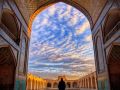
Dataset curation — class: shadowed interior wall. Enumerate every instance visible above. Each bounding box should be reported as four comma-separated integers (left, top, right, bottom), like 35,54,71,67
108,45,120,90
0,47,16,90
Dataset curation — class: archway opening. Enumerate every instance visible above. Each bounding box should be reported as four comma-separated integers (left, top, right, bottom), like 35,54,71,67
28,1,96,89
0,47,16,90
47,82,51,88
66,82,71,88
53,82,58,88
72,82,78,88
1,9,20,44
108,45,120,90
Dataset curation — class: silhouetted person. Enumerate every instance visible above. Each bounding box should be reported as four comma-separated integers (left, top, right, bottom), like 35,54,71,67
58,78,66,90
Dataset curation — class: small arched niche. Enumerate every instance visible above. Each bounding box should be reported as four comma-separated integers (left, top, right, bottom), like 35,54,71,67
66,82,71,88
47,82,51,88
72,82,78,88
1,9,20,44
103,8,120,41
53,82,58,88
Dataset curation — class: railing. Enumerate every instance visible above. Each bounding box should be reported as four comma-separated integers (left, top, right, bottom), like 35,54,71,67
105,21,120,42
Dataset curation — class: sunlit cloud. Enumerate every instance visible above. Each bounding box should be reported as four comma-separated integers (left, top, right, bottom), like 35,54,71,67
58,5,72,20
75,20,90,35
29,2,95,79
85,34,92,42
40,18,48,26
48,5,56,16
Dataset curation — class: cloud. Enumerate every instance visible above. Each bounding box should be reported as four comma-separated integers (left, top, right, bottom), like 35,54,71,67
40,18,48,26
85,34,92,42
58,5,72,20
75,20,90,35
48,5,56,16
29,2,95,79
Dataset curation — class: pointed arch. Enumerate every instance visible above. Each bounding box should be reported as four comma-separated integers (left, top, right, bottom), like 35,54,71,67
1,8,20,44
103,8,120,42
28,0,93,37
107,45,120,90
0,46,16,89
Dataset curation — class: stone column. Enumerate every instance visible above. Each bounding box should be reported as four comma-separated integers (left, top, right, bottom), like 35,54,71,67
81,80,82,88
81,80,83,88
86,79,87,88
36,81,38,89
86,78,88,88
33,80,34,90
82,80,84,88
34,80,35,90
83,78,87,88
51,82,53,88
87,78,88,88
36,81,38,90
39,81,40,89
30,79,32,90
83,79,85,88
38,82,39,90
79,81,81,88
95,77,97,89
39,82,41,89
37,81,39,90
82,79,84,88
38,81,39,89
83,79,84,88
32,80,33,90
91,77,93,89
88,77,91,89
71,82,73,88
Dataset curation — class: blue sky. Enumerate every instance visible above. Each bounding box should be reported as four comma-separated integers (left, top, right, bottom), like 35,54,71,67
28,2,95,80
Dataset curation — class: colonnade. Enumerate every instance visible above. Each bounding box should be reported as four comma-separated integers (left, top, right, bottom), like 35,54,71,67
79,72,97,89
26,72,97,90
47,81,79,88
26,74,47,90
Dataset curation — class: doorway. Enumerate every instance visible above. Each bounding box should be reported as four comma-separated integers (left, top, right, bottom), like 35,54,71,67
108,45,120,90
0,47,16,90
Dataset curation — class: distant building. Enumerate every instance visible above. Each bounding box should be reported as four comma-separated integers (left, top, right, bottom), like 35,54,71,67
46,75,79,89
26,73,47,90
26,72,97,90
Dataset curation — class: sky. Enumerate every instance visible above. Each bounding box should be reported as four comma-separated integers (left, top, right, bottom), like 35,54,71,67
28,2,95,80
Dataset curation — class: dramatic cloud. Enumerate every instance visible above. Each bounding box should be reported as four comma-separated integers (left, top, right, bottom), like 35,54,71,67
28,2,95,80
75,20,90,35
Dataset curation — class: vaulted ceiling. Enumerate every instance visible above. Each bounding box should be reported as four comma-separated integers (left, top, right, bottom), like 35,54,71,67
14,0,107,27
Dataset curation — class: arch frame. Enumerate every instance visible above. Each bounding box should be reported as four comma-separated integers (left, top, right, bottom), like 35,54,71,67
0,45,17,89
47,82,52,88
102,8,120,42
1,8,20,44
28,0,93,37
0,45,17,66
1,8,20,31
